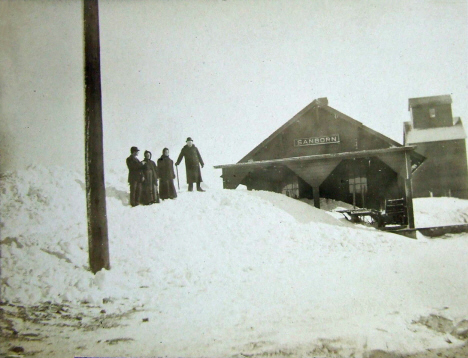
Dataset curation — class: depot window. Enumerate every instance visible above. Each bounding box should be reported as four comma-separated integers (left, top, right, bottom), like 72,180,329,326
349,177,367,194
282,178,299,198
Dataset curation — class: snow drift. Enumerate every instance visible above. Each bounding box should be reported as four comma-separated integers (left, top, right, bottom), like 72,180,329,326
2,165,468,356
413,197,468,227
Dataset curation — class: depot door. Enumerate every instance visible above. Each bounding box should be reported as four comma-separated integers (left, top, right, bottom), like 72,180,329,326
348,159,369,208
349,176,367,208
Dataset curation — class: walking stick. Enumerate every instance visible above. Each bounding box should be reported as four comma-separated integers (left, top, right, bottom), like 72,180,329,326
176,165,180,190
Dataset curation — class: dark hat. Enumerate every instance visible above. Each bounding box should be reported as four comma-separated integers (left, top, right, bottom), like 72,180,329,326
186,137,193,142
130,146,140,153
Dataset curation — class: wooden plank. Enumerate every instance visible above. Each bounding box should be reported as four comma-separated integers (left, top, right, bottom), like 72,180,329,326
417,224,468,237
387,224,468,238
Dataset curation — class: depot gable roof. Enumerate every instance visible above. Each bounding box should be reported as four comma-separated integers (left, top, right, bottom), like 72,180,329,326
238,97,402,163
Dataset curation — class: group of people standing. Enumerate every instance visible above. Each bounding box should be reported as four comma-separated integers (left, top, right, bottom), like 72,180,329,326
126,137,205,207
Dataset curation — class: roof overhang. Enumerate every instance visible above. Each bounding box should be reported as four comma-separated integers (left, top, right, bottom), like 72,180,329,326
405,122,466,144
215,146,423,170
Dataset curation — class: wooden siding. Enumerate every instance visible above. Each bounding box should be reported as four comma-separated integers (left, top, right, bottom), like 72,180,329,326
320,158,402,210
247,107,395,162
411,103,453,129
216,99,415,226
285,159,341,188
411,139,468,199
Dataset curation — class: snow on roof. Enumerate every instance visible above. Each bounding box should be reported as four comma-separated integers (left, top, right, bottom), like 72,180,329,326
405,121,466,144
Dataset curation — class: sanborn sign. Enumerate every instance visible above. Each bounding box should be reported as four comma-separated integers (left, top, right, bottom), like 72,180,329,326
294,135,340,147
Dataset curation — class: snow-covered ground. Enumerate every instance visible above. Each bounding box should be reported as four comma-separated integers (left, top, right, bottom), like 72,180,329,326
413,197,468,228
1,165,468,357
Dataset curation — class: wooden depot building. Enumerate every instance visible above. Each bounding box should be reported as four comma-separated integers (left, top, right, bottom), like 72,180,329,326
214,98,425,228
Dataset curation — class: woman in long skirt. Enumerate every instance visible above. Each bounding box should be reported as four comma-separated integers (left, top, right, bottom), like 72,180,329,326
141,150,160,205
157,148,177,200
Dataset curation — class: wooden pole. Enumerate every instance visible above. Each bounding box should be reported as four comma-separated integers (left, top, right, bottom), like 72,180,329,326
84,0,110,273
313,186,320,208
313,105,320,209
405,151,415,229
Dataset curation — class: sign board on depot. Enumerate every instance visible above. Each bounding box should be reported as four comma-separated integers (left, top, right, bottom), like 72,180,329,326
294,135,340,147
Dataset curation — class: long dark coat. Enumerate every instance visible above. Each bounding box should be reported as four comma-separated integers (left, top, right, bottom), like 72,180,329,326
141,154,160,205
126,155,144,183
175,145,204,184
157,155,177,199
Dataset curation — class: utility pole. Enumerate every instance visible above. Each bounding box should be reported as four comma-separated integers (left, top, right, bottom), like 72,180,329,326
83,0,110,273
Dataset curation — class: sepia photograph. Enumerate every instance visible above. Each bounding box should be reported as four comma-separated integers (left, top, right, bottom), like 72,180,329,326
1,0,468,357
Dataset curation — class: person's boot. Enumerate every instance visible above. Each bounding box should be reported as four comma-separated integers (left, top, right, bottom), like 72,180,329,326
188,183,193,192
197,183,205,192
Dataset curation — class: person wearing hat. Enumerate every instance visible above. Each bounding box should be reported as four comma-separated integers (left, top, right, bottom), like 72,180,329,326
141,150,160,205
126,146,145,206
157,147,177,200
175,137,205,192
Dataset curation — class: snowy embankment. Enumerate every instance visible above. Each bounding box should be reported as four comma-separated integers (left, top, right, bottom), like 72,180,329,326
1,165,468,356
413,197,468,227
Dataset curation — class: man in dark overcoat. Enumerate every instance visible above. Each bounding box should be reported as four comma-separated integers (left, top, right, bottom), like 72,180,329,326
126,146,144,206
175,137,205,192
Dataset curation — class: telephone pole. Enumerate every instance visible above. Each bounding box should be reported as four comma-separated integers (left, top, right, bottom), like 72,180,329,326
83,0,110,273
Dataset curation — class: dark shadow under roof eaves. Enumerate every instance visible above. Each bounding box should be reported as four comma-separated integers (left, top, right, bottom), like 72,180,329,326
214,146,419,169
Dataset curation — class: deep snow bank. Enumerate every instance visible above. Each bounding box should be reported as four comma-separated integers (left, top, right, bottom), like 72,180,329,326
2,166,468,356
1,165,89,303
0,164,354,304
413,197,468,227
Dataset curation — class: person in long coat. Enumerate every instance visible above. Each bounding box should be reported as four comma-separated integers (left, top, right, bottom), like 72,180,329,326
157,148,177,200
140,150,160,205
175,137,205,192
126,146,144,207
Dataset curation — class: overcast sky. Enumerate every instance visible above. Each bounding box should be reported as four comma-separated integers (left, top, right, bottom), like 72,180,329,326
1,0,467,175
